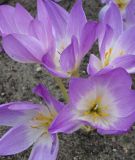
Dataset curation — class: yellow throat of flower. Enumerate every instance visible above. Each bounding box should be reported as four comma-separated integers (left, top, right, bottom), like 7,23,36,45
31,112,54,129
115,0,128,11
104,48,112,67
83,97,109,122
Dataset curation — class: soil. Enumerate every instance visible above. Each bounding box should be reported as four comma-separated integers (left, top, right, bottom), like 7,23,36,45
0,0,135,160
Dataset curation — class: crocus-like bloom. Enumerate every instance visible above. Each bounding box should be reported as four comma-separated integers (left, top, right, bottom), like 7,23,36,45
87,2,135,75
0,0,97,78
40,0,97,77
100,0,135,29
50,68,135,135
0,2,50,64
0,84,64,159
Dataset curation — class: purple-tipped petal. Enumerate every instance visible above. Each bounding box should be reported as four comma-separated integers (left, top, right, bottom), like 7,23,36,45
87,54,102,75
111,55,135,73
33,84,64,112
29,19,48,44
43,0,68,40
42,57,69,78
125,0,135,28
98,24,114,58
80,21,98,55
0,5,15,35
0,102,40,126
0,4,33,36
113,90,135,117
69,77,95,106
112,26,135,59
37,0,55,50
99,2,123,40
0,125,42,155
60,36,78,73
2,33,45,63
67,0,87,39
98,111,135,134
92,68,132,90
14,3,33,34
97,129,126,135
70,68,132,107
49,106,81,134
29,134,59,160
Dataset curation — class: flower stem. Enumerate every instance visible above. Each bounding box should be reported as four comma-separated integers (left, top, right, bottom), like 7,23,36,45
54,77,69,103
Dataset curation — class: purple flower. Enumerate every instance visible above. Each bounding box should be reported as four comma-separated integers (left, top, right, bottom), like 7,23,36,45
100,0,135,29
40,0,97,77
50,68,135,135
0,3,50,64
87,2,135,75
0,0,97,78
0,84,64,159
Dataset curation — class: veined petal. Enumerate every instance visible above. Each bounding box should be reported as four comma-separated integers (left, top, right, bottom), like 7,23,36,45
29,134,59,160
87,54,102,75
98,24,114,59
92,68,132,90
99,2,123,40
14,3,33,34
69,77,95,106
80,21,98,55
2,33,45,63
112,90,135,117
125,0,135,28
29,19,48,44
33,84,64,112
42,0,68,40
0,102,41,126
0,4,33,36
97,111,135,134
0,125,43,155
0,5,15,35
111,55,135,73
112,26,135,60
67,0,87,39
29,19,55,55
37,0,55,51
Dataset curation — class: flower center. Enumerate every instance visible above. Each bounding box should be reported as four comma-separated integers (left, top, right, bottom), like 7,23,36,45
104,48,112,66
83,98,109,121
115,0,128,10
31,112,54,129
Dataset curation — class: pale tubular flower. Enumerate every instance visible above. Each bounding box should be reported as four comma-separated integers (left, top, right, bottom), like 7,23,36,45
87,2,135,75
50,68,135,135
0,0,98,78
0,84,65,160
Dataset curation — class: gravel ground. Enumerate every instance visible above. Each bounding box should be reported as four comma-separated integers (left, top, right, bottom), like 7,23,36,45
0,0,135,160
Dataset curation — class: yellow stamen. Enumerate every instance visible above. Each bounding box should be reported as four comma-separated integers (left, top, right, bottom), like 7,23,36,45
115,0,128,10
83,97,110,122
104,48,112,66
31,112,54,129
